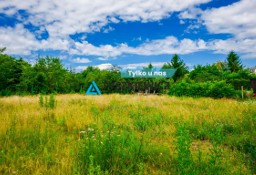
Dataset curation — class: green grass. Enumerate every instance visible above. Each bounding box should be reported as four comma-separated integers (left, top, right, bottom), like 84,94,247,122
0,94,255,174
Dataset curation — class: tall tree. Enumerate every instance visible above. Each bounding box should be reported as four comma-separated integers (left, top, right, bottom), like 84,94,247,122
226,51,242,73
0,47,6,54
162,54,188,82
32,56,69,93
142,63,153,70
0,54,16,91
147,63,153,69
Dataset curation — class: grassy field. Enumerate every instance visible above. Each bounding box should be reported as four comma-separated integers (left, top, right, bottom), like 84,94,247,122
0,94,256,175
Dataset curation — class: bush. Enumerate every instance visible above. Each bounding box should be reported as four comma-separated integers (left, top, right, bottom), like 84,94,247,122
0,89,12,96
208,81,236,98
227,79,250,90
169,81,237,98
38,94,56,109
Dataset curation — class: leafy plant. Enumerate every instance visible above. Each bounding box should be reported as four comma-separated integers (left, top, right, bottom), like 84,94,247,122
49,94,55,109
77,125,144,174
169,81,237,98
175,123,193,174
39,94,56,109
39,94,44,107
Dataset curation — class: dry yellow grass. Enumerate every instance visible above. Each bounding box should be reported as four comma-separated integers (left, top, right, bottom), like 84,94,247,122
0,94,255,174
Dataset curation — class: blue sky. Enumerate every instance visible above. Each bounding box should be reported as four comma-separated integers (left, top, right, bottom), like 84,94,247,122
0,0,255,71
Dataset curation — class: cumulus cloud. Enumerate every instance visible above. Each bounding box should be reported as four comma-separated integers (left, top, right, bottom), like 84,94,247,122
0,24,71,55
70,36,208,58
120,62,167,69
134,37,207,55
96,63,113,70
200,0,256,58
208,38,256,58
70,41,127,58
176,0,256,58
0,22,207,58
75,66,88,72
0,24,39,55
71,57,91,63
76,63,115,71
0,0,211,38
202,0,256,39
179,7,203,20
1,0,256,60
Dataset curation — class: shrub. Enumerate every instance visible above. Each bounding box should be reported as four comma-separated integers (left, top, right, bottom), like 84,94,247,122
207,81,236,98
49,94,55,109
227,79,250,90
39,94,44,107
39,94,56,109
0,89,12,96
169,81,237,98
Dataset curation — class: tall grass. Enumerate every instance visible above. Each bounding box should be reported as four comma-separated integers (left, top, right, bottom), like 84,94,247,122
76,124,144,174
39,94,56,109
0,94,255,174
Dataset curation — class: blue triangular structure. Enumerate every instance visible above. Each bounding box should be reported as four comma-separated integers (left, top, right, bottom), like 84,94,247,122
86,81,101,95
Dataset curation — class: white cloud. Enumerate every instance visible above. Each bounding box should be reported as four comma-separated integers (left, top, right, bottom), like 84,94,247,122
0,0,211,38
202,0,256,39
199,0,256,58
176,0,256,58
0,0,213,59
120,62,167,69
0,24,72,55
103,26,115,33
96,63,113,70
77,63,117,71
131,37,207,55
179,7,202,19
0,23,208,58
75,66,88,72
208,38,256,58
1,23,255,60
70,41,127,58
0,24,39,55
72,57,91,63
70,36,208,57
1,0,256,60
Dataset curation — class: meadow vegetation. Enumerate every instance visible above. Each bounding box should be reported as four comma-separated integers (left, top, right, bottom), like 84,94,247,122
0,94,256,174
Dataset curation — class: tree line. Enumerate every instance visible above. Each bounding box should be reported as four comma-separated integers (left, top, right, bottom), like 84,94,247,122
0,48,255,97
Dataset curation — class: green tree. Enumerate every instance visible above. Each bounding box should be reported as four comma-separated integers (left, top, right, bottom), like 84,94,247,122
162,54,188,82
14,58,32,93
189,64,222,82
0,54,16,92
226,51,242,73
147,63,153,69
214,61,229,72
0,47,6,54
29,56,70,93
142,63,153,71
0,54,28,94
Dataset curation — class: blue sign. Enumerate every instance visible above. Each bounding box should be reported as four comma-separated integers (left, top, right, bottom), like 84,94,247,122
86,81,101,95
121,68,176,78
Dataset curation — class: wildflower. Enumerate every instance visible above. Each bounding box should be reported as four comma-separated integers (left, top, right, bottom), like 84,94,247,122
79,131,86,134
88,128,94,131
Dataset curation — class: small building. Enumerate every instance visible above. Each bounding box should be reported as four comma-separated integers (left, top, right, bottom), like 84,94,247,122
251,78,256,93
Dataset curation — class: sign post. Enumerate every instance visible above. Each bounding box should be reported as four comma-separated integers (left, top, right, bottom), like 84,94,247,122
86,81,101,95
